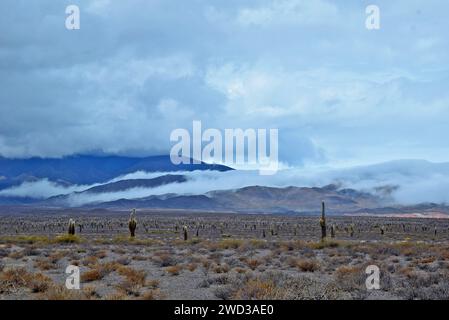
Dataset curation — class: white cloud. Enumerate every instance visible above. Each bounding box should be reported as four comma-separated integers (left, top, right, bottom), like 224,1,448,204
236,0,339,26
3,160,449,206
1,0,449,169
0,179,92,199
86,0,112,16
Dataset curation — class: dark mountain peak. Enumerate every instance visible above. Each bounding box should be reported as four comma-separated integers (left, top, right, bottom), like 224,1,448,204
0,154,232,188
83,175,188,194
322,183,341,191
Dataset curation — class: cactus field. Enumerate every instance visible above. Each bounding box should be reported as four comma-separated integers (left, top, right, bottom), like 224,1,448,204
1,209,449,300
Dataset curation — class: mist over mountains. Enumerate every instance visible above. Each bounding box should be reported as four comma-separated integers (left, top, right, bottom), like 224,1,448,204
0,155,231,189
1,155,449,217
80,184,383,214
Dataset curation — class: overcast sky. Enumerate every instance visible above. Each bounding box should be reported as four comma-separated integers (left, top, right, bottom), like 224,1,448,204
1,0,449,169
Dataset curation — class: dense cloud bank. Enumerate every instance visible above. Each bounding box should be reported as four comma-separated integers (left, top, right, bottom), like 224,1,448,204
1,1,449,167
1,160,449,206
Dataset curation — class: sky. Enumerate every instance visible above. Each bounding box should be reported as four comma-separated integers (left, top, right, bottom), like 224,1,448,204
1,0,449,169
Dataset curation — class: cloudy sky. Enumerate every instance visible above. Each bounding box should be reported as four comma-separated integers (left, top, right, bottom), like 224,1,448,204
1,0,449,169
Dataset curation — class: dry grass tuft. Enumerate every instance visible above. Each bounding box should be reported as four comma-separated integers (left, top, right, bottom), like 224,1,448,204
247,259,262,270
186,263,198,272
117,266,146,286
218,239,244,250
152,252,175,267
145,279,160,289
295,259,320,272
0,267,56,294
0,236,51,245
54,234,82,244
233,279,279,299
0,267,30,293
81,261,120,282
166,265,182,276
334,265,365,291
213,263,230,273
105,291,129,300
234,267,248,274
308,240,341,250
94,250,108,259
34,258,57,271
28,273,53,293
39,284,88,300
141,289,165,300
82,256,99,267
81,269,103,282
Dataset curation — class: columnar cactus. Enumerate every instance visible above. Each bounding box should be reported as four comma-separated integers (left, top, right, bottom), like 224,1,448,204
330,224,335,238
183,225,188,241
68,219,76,235
128,209,137,238
320,201,326,240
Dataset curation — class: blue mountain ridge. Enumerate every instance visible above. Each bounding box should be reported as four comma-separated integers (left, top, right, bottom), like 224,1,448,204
0,154,232,189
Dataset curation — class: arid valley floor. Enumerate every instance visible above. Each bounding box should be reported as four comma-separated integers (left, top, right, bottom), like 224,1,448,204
1,210,449,300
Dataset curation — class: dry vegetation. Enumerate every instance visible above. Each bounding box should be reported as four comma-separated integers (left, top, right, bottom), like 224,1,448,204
1,212,449,300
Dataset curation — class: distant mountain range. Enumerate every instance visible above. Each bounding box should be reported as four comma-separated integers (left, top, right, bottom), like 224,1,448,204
42,174,189,205
18,182,449,217
0,155,232,189
82,175,187,194
1,156,449,217
85,184,384,214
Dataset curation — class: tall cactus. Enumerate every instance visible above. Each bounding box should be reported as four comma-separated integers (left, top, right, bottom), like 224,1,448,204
320,201,326,240
349,224,354,237
330,224,335,238
128,209,137,238
68,219,76,235
183,225,188,241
